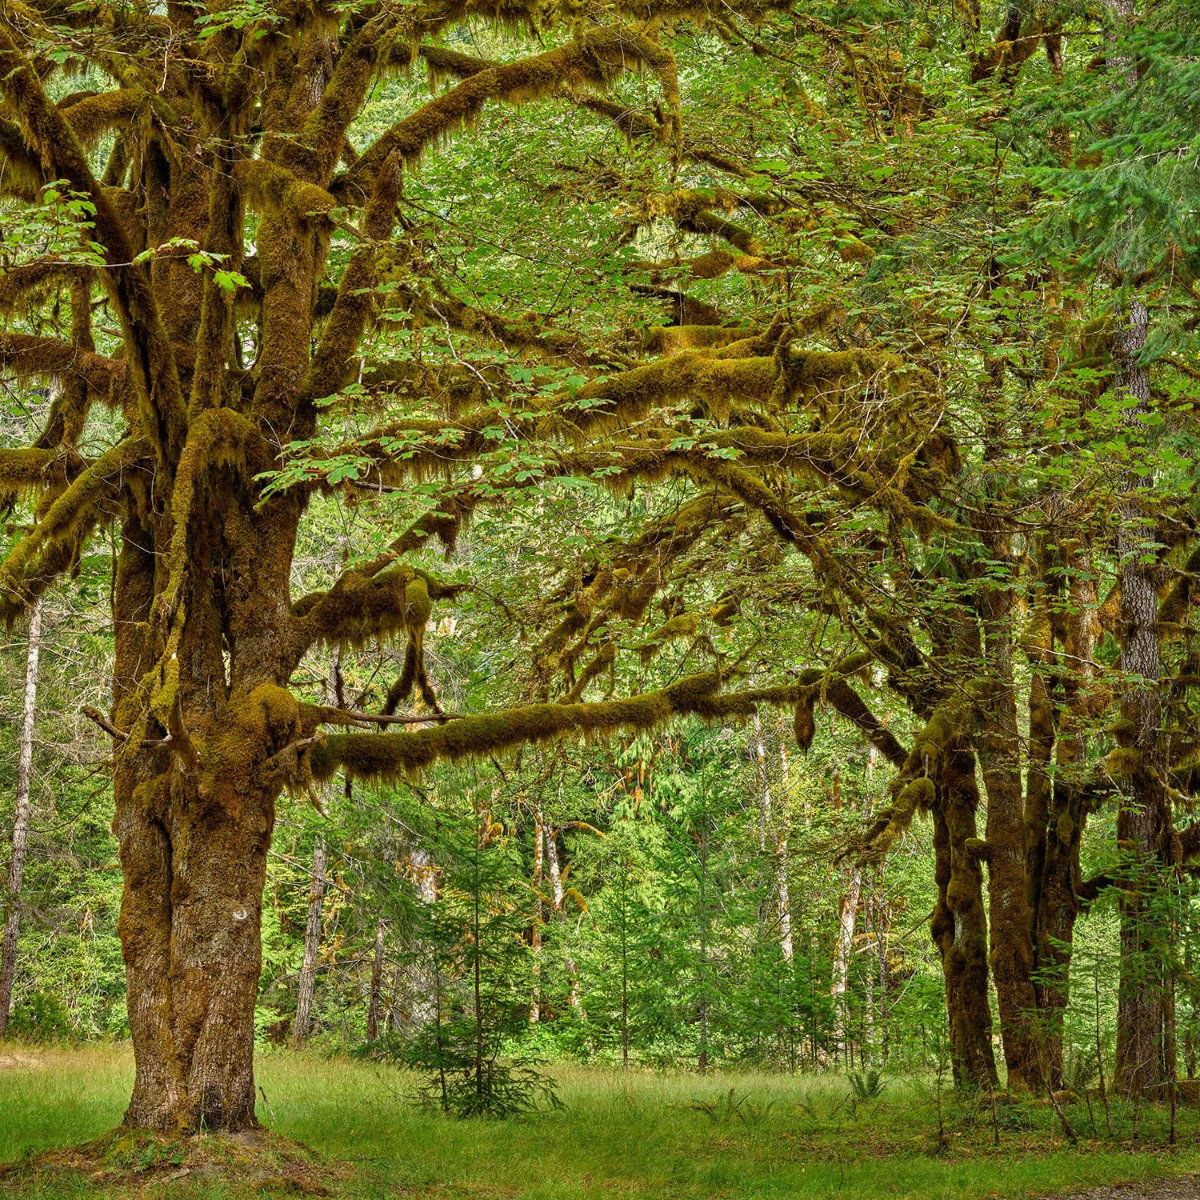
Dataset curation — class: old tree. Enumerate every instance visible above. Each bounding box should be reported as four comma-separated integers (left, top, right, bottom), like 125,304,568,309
2,0,1200,1140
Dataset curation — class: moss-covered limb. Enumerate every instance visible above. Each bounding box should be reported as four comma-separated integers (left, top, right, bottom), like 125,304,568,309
302,153,404,404
656,190,764,256
416,284,616,366
0,332,127,398
308,669,838,782
1159,542,1200,628
298,7,425,183
0,437,149,620
290,560,464,664
530,494,729,684
0,19,187,468
969,8,1052,84
0,115,45,197
0,257,94,316
186,165,243,417
58,87,151,146
822,678,908,767
234,159,339,225
0,446,81,492
157,409,261,640
342,25,679,193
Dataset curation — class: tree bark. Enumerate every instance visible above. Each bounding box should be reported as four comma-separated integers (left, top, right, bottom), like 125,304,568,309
931,744,999,1090
0,597,43,1034
976,616,1042,1091
1112,299,1171,1098
366,918,386,1043
292,836,327,1045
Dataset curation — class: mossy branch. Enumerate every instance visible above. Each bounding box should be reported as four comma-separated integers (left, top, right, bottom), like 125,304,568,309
342,25,680,194
309,670,826,783
0,18,187,466
0,437,149,620
0,333,126,401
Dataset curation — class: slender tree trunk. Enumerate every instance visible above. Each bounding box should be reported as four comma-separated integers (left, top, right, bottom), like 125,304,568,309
545,824,581,1012
409,847,438,1028
366,918,386,1043
832,869,862,1052
1112,299,1171,1097
529,804,545,1023
776,735,795,965
0,597,43,1035
292,836,327,1045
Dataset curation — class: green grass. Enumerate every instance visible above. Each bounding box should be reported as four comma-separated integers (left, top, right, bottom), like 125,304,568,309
0,1044,1197,1198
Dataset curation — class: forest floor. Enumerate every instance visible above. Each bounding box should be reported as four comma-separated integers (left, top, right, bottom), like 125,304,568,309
0,1046,1196,1198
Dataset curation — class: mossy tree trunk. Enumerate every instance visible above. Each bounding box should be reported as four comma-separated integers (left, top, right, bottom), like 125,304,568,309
930,744,999,1091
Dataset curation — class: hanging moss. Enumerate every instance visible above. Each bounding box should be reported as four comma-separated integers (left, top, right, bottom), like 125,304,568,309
343,26,681,192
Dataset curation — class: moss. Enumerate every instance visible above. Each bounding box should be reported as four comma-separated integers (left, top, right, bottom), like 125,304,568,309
236,160,338,225
1104,747,1141,779
311,672,726,781
644,325,752,356
344,26,680,191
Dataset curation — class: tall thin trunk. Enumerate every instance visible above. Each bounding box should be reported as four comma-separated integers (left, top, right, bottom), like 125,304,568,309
0,597,43,1034
409,847,438,1029
366,918,386,1043
529,804,545,1023
291,836,327,1045
753,710,795,966
545,824,581,1012
776,734,795,965
292,651,338,1046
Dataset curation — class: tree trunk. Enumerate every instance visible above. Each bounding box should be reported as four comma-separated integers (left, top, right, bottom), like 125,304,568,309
292,836,327,1045
366,918,386,1043
529,805,545,1023
976,619,1042,1091
1112,298,1171,1098
116,768,272,1132
0,597,43,1034
545,824,581,1012
931,744,999,1090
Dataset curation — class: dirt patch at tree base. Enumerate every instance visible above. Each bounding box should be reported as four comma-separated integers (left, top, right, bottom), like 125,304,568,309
0,1127,344,1197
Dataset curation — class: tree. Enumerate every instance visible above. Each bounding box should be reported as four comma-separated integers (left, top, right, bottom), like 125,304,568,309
0,0,890,1132
0,597,42,1033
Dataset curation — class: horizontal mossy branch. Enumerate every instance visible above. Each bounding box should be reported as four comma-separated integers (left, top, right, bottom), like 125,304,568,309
0,333,127,401
0,258,95,316
291,561,465,665
308,670,833,782
0,446,82,493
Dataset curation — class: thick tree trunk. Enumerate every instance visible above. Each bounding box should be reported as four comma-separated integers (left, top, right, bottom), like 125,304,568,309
0,597,43,1034
292,836,327,1045
116,769,272,1132
931,745,998,1090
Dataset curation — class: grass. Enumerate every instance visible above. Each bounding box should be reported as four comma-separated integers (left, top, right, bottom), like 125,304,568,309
0,1044,1197,1198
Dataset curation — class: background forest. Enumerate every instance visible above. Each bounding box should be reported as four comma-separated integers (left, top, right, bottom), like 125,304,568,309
1,0,1200,1193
